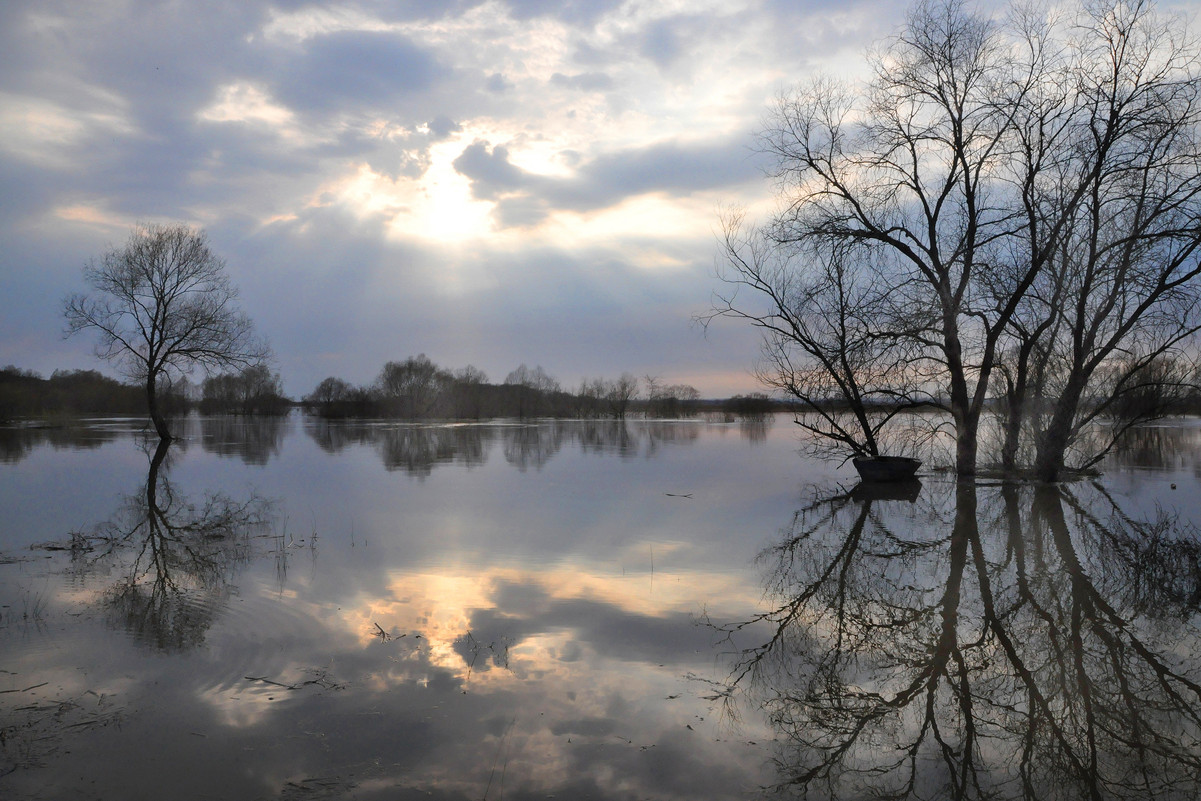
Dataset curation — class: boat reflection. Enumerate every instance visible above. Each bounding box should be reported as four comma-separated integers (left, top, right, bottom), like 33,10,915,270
717,480,1201,800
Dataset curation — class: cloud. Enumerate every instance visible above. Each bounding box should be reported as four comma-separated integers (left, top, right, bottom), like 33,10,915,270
270,29,446,115
427,114,462,139
452,136,763,226
503,0,624,25
451,140,527,200
549,71,614,92
483,72,512,93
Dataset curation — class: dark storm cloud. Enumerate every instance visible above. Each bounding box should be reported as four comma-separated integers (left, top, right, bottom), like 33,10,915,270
453,137,763,226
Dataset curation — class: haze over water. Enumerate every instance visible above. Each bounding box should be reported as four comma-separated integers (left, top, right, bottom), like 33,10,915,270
1,414,1200,800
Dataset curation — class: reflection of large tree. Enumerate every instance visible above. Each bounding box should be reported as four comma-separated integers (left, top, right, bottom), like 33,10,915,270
88,440,274,650
718,481,1201,799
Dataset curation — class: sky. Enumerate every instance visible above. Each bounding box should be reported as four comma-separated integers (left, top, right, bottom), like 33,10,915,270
7,0,1191,400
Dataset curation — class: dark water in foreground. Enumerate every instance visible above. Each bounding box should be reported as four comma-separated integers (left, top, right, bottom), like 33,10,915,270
1,414,1200,800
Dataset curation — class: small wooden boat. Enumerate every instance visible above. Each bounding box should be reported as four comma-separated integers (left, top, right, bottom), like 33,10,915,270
852,455,922,482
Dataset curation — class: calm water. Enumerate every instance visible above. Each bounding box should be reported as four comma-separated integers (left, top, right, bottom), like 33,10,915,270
1,414,1200,800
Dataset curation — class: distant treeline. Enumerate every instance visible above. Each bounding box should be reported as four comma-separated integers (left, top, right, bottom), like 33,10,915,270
301,355,709,420
0,364,286,421
1,359,787,423
0,366,168,419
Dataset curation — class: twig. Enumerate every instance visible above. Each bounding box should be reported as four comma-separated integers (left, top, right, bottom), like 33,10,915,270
0,682,48,694
244,675,299,690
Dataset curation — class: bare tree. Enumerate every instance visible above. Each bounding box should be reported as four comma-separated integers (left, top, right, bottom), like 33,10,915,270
377,354,451,418
707,212,932,457
64,223,269,440
450,364,489,419
605,373,639,419
716,0,1201,478
304,376,354,417
644,374,701,418
1021,0,1201,479
504,363,560,418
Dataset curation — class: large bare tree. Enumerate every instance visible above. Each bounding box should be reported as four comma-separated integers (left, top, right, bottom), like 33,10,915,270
64,223,269,440
715,0,1201,478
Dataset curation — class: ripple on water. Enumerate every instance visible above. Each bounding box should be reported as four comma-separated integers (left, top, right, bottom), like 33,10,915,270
191,580,339,697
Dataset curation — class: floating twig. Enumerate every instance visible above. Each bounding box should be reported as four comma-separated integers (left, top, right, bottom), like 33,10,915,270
0,682,48,695
244,675,299,690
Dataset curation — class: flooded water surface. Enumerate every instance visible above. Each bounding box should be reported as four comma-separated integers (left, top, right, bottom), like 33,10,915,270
2,414,1201,800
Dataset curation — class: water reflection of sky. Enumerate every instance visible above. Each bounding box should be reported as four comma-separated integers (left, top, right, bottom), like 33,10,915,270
4,415,1201,799
1,415,826,800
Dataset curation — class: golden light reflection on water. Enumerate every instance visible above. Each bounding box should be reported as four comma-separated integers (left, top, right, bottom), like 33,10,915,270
335,560,765,668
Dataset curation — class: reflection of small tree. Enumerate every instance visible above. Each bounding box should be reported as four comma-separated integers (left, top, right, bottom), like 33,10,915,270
64,223,269,440
89,440,274,651
376,425,488,477
503,423,565,470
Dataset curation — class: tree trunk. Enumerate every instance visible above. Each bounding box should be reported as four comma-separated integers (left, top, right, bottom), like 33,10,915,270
1000,354,1032,474
147,437,171,510
949,369,979,476
1000,393,1024,474
146,372,173,441
1032,380,1085,482
955,416,979,477
943,313,978,477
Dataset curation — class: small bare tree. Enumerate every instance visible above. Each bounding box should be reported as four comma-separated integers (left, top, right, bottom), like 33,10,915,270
64,223,269,440
706,211,932,458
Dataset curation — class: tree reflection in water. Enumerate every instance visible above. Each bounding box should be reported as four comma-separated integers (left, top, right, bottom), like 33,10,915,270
198,414,288,465
716,479,1201,800
301,416,709,475
84,439,275,650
